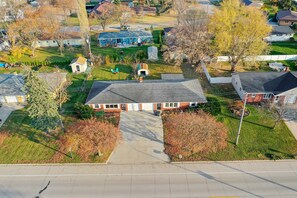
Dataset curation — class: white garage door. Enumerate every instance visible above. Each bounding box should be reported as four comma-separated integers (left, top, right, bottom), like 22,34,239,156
142,103,154,111
127,103,140,111
0,96,5,103
5,96,17,103
285,95,297,104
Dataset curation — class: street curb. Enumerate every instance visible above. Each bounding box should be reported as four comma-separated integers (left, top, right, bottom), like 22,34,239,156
0,159,296,166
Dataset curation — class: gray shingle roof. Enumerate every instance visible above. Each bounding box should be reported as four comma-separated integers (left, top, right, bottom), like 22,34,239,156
277,10,297,21
0,74,25,96
85,79,207,104
236,72,297,94
0,72,67,97
271,26,294,35
38,72,67,92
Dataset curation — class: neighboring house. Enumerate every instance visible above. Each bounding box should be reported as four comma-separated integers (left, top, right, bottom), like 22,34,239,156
276,10,297,26
242,0,263,8
0,74,26,103
132,6,156,16
89,1,112,16
265,26,294,42
0,72,67,103
232,72,297,105
0,0,25,22
69,57,88,73
85,79,207,112
34,37,83,48
98,30,153,47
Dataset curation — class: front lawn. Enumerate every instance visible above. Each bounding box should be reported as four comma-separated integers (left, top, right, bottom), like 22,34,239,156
163,73,297,161
0,109,115,163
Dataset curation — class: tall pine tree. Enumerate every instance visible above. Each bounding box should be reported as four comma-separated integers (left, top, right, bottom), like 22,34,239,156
24,70,60,133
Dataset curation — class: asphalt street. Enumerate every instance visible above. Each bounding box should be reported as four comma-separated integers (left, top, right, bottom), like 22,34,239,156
0,161,296,197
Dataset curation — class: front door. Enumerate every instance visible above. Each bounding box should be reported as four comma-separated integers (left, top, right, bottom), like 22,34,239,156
157,103,161,110
121,104,126,111
76,65,80,72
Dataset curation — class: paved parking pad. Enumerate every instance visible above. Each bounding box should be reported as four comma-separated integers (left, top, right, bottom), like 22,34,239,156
0,103,24,128
108,111,169,164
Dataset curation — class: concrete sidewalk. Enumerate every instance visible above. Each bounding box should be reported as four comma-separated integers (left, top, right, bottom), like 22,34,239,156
0,103,24,127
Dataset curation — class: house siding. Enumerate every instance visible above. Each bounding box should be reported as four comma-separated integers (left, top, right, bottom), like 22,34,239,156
245,94,265,103
89,102,193,112
278,20,297,26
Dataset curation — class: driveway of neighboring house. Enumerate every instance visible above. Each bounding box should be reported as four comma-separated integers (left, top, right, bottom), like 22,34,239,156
108,111,170,164
0,103,24,128
284,107,297,140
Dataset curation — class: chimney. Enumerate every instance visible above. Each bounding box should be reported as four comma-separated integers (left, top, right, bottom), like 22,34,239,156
139,76,143,83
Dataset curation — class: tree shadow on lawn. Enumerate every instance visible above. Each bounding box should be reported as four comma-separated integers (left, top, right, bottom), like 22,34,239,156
15,130,71,159
220,113,274,130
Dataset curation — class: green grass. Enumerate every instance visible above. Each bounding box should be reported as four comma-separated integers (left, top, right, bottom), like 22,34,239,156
164,70,297,161
0,109,109,163
0,110,58,164
205,84,297,161
64,16,98,26
270,42,297,55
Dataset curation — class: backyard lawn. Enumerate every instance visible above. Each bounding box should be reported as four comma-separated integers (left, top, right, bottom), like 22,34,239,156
270,42,297,55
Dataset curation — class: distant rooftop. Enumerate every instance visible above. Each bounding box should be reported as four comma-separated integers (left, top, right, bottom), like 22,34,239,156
271,26,294,35
98,31,153,39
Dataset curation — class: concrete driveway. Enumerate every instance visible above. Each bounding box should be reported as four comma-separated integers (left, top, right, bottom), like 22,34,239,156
0,103,24,128
283,106,297,140
108,111,169,164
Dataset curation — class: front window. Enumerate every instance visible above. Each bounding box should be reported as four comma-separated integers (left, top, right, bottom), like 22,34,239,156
164,103,178,108
94,104,100,109
251,93,256,98
263,93,272,99
190,102,197,107
105,104,119,109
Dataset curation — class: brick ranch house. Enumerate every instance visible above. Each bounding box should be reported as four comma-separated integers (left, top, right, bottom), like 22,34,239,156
85,79,207,112
232,72,297,105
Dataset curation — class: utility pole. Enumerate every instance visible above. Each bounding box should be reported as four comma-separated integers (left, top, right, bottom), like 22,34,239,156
235,93,248,146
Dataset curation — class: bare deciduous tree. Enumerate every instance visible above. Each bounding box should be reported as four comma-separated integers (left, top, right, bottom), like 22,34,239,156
164,8,212,66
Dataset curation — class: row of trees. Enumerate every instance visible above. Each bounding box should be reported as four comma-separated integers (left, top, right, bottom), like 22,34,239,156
164,0,272,72
92,2,134,31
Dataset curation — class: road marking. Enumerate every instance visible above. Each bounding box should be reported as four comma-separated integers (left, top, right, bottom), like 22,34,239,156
0,170,296,177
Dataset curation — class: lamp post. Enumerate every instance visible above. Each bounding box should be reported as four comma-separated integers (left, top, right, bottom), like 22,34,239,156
235,92,248,146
